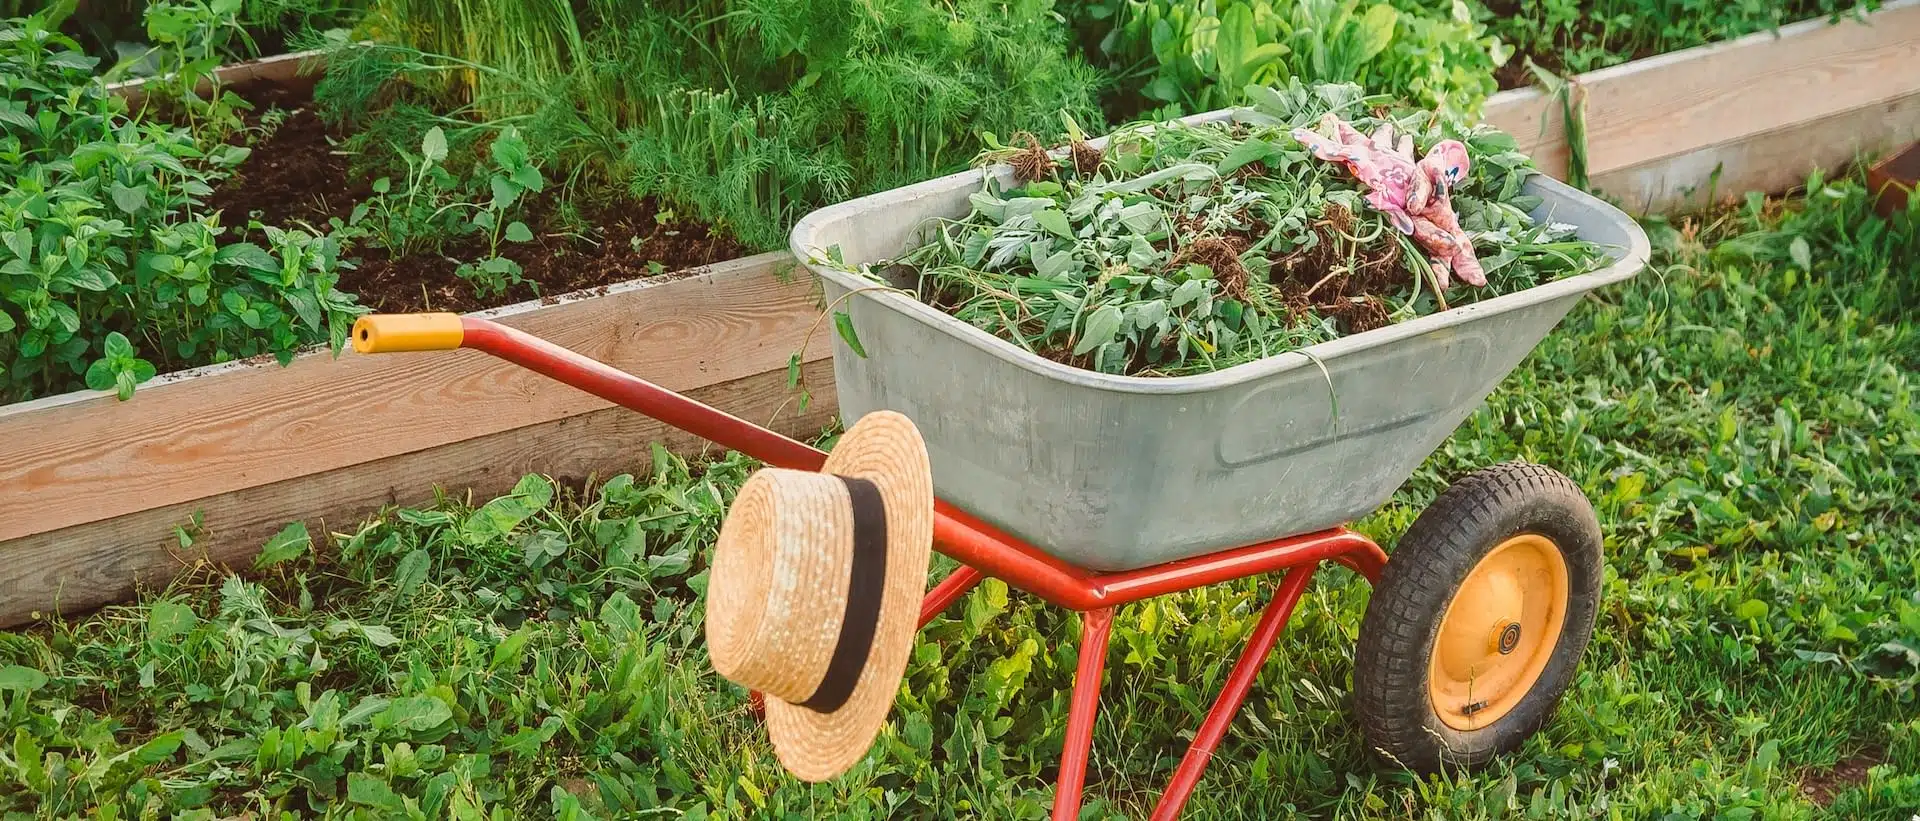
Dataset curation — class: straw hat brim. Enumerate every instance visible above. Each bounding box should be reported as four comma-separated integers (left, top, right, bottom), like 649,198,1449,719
761,411,935,781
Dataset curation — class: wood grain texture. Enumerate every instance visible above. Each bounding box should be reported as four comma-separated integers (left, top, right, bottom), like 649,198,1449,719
0,358,838,627
1591,91,1920,214
0,252,827,542
108,49,328,106
1483,0,1920,182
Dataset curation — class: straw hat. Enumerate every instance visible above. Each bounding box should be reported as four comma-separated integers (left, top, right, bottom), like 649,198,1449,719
705,410,936,781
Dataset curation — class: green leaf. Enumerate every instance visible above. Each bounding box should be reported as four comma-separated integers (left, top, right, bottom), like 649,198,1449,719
379,695,453,733
254,521,311,569
490,175,519,210
349,772,407,812
1788,236,1812,271
48,301,79,334
115,369,138,401
0,311,13,333
505,221,534,243
355,624,401,648
0,665,48,692
1736,599,1769,621
54,266,115,291
215,242,279,272
147,601,198,644
1075,305,1124,356
3,229,29,261
104,331,134,361
1217,138,1278,176
420,127,448,164
84,357,115,392
110,182,149,215
834,311,867,358
511,164,544,192
1034,208,1074,239
1214,4,1257,80
599,593,642,639
392,549,429,601
1171,278,1206,307
1356,4,1399,62
134,731,185,765
286,289,323,332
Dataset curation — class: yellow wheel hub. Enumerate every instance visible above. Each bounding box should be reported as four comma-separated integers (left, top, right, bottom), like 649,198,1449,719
1427,534,1569,730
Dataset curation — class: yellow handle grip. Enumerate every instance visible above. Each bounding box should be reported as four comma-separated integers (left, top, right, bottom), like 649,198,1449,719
351,313,464,354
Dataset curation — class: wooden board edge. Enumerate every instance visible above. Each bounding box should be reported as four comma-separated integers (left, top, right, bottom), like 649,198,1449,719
0,252,826,543
1589,90,1920,215
0,358,839,628
1479,0,1920,180
0,250,800,420
107,48,332,105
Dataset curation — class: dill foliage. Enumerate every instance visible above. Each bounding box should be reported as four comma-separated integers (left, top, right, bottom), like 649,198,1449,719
318,0,1108,250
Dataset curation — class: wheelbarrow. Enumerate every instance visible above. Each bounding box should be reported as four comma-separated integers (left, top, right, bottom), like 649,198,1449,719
349,108,1650,817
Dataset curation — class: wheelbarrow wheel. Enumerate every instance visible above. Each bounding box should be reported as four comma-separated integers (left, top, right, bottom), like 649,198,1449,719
1352,461,1602,773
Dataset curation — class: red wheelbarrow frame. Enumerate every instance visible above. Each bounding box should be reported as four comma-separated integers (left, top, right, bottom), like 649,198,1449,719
373,315,1389,820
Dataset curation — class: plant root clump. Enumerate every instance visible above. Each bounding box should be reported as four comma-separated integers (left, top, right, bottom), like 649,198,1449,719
1180,236,1251,301
1010,132,1056,183
1070,139,1104,177
1326,295,1390,333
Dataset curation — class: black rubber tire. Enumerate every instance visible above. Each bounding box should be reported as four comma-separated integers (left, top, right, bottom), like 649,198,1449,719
1353,462,1603,774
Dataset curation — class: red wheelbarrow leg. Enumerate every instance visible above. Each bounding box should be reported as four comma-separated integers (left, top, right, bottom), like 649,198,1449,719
1150,566,1319,820
1054,607,1116,821
919,566,986,629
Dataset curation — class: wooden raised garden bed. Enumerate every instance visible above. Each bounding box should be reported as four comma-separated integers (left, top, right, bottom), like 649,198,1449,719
3,4,1917,626
0,255,835,626
1481,0,1920,214
0,51,834,626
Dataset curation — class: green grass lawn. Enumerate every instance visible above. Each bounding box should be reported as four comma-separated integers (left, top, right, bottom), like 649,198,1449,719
1,171,1915,819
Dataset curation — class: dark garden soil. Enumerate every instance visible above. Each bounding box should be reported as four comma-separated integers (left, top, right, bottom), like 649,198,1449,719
207,84,748,314
1797,745,1884,806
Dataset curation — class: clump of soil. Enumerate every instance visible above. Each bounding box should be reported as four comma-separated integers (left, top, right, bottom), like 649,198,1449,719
205,83,748,315
1009,132,1055,184
1070,139,1104,178
1799,747,1883,807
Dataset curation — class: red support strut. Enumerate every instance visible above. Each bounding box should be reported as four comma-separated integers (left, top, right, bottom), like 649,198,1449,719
1054,608,1116,821
918,566,986,629
1151,566,1319,819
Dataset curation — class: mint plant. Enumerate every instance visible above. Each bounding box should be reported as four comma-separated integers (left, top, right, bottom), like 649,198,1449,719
342,125,545,299
128,0,259,142
84,332,157,401
0,11,363,403
455,127,543,298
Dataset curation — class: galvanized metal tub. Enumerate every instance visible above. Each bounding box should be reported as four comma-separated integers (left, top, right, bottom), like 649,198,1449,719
789,108,1651,572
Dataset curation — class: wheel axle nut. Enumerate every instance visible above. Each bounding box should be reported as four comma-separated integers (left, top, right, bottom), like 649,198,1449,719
1495,621,1522,655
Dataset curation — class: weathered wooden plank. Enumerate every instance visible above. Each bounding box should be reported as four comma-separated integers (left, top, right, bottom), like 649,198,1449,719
1483,0,1920,183
0,358,837,627
1590,91,1920,213
0,252,826,543
108,48,328,106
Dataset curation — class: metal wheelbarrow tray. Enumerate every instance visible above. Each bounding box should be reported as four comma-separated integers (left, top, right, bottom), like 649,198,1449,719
790,108,1652,573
